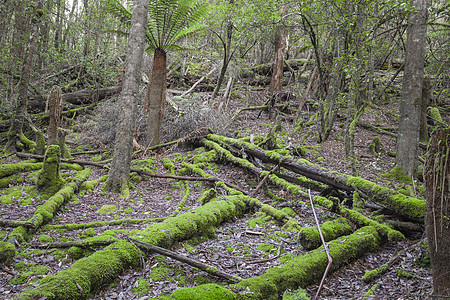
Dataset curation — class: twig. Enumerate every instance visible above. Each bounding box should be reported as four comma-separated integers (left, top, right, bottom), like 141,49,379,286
249,164,278,198
127,237,243,283
181,66,217,97
308,189,333,300
246,241,284,265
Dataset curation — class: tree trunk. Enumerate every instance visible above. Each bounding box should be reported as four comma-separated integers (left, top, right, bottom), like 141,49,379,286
146,48,167,147
6,2,42,152
46,86,63,146
104,0,149,194
425,129,450,297
211,17,233,101
269,26,287,93
396,0,428,177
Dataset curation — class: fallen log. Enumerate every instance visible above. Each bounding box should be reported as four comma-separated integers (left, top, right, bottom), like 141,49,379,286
15,192,249,299
32,239,116,249
62,85,122,105
206,134,426,223
298,217,353,250
235,226,381,299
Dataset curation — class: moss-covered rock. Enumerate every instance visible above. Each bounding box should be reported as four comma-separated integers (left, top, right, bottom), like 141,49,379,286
131,278,151,297
38,234,54,243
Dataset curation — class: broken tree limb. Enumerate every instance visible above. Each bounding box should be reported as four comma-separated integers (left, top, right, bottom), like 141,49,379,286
309,189,333,300
180,65,217,97
128,237,243,283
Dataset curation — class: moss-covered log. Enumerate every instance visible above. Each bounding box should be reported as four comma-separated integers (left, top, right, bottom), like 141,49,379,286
0,162,43,179
15,194,249,299
206,134,425,223
8,168,91,243
347,177,425,223
14,240,140,300
205,134,351,192
42,217,166,231
298,217,353,250
235,226,381,300
32,239,115,249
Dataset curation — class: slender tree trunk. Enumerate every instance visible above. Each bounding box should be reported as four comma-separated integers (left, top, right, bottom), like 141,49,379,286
396,0,428,177
46,86,63,146
146,48,167,147
62,0,78,48
104,0,149,194
54,0,62,51
425,129,450,297
6,2,42,152
269,26,287,93
211,17,233,101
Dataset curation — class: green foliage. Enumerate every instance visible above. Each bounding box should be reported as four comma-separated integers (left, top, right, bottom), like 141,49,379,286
104,0,207,53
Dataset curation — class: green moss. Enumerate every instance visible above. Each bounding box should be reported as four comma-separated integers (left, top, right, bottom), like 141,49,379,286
9,262,50,285
16,240,141,299
124,207,133,214
236,227,381,300
427,107,443,125
362,284,378,300
198,188,217,205
149,262,172,281
67,246,84,260
38,234,53,243
298,217,353,250
78,228,96,239
171,283,237,300
0,242,17,265
131,278,151,297
316,157,325,163
281,207,296,218
384,165,413,184
282,288,309,300
0,162,43,179
395,269,417,279
98,205,117,215
36,145,65,199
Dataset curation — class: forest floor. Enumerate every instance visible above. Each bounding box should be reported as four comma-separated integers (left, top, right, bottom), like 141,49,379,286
0,79,438,299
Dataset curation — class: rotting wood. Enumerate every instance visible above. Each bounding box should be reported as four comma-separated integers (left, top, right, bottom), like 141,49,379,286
32,239,116,249
42,217,167,231
62,85,122,105
0,219,27,228
128,237,243,283
206,134,351,192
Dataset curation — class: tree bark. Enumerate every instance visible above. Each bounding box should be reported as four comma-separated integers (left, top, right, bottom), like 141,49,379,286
46,86,63,146
104,0,149,194
6,2,42,152
425,129,450,297
146,48,167,146
396,0,428,177
269,26,287,93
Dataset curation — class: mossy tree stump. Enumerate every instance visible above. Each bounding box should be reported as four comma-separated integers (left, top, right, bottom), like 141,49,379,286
36,145,65,199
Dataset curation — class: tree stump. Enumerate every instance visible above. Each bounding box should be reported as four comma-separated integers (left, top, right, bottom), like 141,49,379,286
36,145,65,199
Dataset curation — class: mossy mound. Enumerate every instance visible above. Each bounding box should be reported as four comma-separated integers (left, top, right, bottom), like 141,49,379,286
0,241,17,265
36,145,65,200
97,205,117,215
170,283,237,300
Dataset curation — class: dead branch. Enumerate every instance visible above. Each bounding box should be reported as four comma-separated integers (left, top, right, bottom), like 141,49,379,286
32,239,116,249
127,237,243,283
309,189,333,300
0,219,28,228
